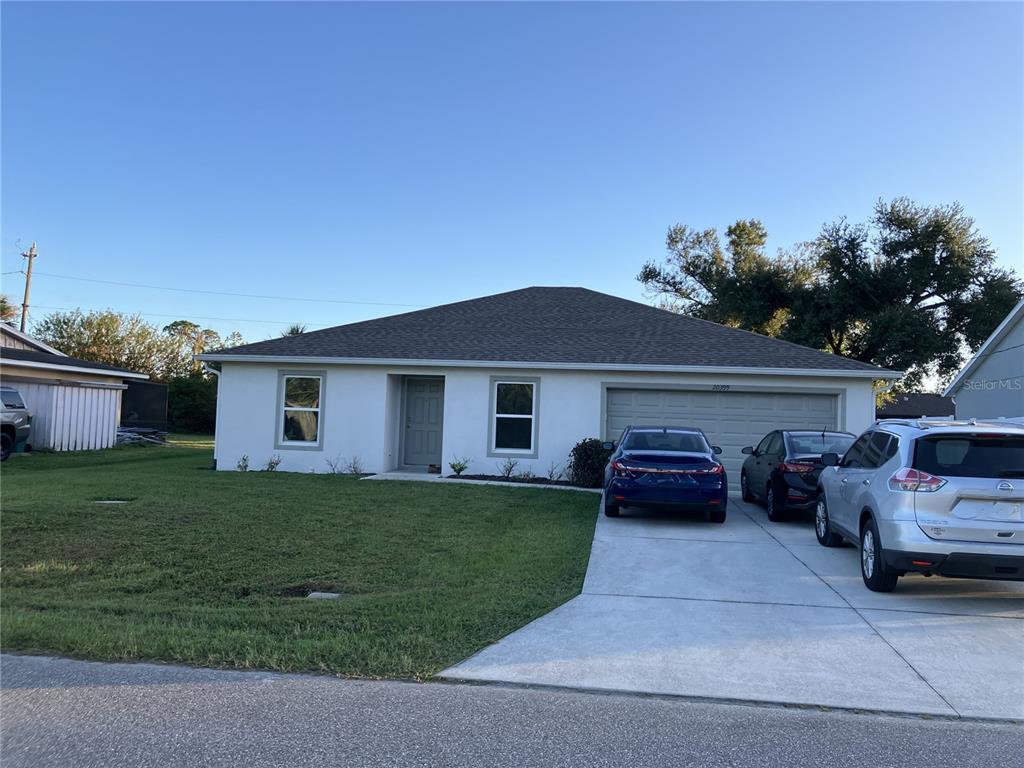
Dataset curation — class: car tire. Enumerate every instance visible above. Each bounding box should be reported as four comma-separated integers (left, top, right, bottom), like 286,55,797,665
765,482,784,522
814,496,843,547
860,516,899,592
0,433,12,462
707,506,726,524
603,494,620,517
740,472,755,502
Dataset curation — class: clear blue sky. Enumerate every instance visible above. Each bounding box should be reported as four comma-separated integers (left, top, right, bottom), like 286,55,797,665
3,1,1022,343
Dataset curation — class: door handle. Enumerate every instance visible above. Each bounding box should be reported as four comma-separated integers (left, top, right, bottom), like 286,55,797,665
862,480,871,486
841,478,849,484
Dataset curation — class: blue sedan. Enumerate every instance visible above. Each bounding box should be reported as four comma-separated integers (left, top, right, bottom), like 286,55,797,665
602,426,727,523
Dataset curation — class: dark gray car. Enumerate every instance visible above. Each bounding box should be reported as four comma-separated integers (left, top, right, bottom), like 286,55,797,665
1,386,32,461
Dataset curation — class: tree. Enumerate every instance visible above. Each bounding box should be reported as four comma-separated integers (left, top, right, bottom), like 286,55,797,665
33,310,187,379
282,324,307,336
163,320,223,375
638,199,1022,387
32,310,246,381
0,294,17,323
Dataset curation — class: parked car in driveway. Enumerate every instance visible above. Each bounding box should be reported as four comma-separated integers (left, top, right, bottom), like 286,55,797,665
1,385,32,461
815,419,1024,592
602,426,727,523
740,430,855,520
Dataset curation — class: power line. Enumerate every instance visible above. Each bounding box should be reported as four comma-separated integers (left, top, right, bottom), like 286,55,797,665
28,303,339,328
29,271,426,308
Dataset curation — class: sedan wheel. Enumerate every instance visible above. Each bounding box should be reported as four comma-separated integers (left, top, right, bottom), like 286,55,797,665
740,472,754,502
765,484,782,522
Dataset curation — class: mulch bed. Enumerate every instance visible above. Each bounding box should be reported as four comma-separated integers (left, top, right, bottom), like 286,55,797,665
447,474,590,488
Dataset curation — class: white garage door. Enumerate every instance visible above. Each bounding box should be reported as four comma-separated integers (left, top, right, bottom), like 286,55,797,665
605,388,838,491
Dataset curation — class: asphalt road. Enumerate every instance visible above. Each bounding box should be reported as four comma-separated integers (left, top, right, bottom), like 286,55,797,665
2,655,1021,768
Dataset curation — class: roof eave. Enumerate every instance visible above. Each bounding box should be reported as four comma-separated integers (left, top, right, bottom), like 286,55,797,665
943,297,1024,397
0,358,149,380
195,353,901,379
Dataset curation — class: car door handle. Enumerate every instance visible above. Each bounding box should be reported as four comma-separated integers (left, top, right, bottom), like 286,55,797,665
862,479,871,486
841,478,849,484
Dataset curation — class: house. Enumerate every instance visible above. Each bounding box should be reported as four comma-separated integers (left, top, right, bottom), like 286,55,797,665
943,298,1024,420
875,392,954,420
197,287,901,486
0,324,148,451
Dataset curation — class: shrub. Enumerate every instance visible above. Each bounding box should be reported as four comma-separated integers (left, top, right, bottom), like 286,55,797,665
566,438,612,488
263,455,282,472
449,457,471,476
167,375,217,434
236,454,249,472
497,457,519,479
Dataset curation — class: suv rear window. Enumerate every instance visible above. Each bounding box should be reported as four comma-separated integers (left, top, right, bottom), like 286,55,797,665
913,435,1024,479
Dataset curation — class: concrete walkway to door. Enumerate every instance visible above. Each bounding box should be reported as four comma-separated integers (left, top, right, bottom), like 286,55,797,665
441,498,1024,720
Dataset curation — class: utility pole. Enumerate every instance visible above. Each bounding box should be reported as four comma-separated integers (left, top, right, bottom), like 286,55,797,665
20,242,37,332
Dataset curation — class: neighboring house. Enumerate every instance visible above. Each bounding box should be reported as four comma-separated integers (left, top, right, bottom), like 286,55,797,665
876,392,954,420
198,287,901,487
944,298,1024,420
0,324,148,451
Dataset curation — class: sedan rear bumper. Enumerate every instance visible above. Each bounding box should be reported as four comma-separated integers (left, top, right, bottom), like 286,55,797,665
882,549,1024,581
608,479,727,510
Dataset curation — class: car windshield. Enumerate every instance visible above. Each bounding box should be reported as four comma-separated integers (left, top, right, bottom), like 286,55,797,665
623,430,709,453
913,434,1024,479
786,432,854,456
1,390,24,409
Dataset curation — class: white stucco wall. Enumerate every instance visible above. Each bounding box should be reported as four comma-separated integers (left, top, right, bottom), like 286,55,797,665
213,362,879,476
951,313,1024,420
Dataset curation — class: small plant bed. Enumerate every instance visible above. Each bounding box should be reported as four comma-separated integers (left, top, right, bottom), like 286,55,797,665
446,474,582,488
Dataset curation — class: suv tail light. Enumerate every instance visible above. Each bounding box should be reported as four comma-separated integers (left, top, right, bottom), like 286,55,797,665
779,461,815,473
888,467,947,493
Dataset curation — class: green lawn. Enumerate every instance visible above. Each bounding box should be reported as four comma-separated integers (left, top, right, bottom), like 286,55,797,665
0,443,597,679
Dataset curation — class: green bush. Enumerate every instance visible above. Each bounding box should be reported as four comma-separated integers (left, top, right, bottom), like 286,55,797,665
566,438,612,488
167,376,217,434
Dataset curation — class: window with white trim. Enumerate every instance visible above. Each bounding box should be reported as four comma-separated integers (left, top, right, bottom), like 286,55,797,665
493,381,535,452
281,375,322,444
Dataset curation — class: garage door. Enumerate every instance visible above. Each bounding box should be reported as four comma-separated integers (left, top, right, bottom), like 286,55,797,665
605,389,838,492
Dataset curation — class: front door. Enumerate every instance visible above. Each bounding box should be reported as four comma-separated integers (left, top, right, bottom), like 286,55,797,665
403,378,444,467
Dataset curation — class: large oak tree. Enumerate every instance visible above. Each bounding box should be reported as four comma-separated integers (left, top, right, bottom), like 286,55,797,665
638,199,1021,387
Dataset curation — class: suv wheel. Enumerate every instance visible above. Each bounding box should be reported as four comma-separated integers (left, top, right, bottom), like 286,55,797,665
0,433,12,462
814,497,843,547
860,517,899,592
740,472,755,502
765,483,783,522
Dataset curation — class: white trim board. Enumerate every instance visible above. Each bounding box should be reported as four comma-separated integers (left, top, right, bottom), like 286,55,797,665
196,354,901,380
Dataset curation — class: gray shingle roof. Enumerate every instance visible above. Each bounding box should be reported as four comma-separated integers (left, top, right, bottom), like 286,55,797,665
209,287,886,373
876,393,955,418
0,347,146,376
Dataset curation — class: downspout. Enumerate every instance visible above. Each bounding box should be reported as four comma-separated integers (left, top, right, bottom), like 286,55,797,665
201,362,221,467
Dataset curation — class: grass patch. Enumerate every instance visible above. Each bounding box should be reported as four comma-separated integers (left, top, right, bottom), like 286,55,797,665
0,445,597,678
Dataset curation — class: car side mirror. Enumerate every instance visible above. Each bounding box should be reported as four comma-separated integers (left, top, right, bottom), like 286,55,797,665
601,441,615,451
712,446,722,455
741,446,753,455
820,452,839,467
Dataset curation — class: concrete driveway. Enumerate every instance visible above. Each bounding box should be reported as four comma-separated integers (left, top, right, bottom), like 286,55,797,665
442,497,1024,720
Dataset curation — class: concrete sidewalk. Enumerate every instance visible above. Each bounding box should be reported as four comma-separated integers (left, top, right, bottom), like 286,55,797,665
441,498,1024,720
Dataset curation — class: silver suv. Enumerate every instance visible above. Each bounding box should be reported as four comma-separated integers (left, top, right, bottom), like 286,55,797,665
815,419,1024,592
